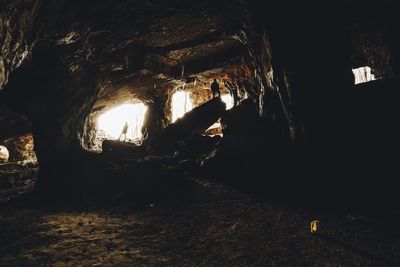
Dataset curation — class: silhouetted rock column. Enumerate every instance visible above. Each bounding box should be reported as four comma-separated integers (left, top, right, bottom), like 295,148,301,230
2,43,102,194
142,89,168,148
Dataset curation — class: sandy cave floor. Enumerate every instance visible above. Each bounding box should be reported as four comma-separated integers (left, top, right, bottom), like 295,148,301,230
1,177,400,267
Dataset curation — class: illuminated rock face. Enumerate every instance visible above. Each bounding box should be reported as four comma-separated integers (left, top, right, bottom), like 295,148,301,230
0,134,37,164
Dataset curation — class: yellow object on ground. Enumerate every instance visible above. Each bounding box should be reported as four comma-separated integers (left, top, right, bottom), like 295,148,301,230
311,220,320,233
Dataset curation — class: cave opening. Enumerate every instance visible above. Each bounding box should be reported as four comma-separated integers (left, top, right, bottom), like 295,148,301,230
221,94,234,110
170,89,234,136
171,91,193,123
352,66,377,84
96,102,148,148
205,93,234,136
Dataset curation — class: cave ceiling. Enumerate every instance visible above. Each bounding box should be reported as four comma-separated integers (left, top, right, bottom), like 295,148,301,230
0,0,398,139
0,0,253,133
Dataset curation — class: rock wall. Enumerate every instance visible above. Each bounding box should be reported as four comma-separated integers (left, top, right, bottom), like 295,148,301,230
0,0,42,89
0,133,36,163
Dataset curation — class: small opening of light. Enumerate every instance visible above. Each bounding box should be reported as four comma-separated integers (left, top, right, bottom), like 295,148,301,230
221,94,234,110
352,66,376,84
205,94,234,137
171,91,193,122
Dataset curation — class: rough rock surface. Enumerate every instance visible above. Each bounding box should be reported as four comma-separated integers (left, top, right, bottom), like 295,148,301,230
0,133,36,163
1,178,400,266
0,162,38,202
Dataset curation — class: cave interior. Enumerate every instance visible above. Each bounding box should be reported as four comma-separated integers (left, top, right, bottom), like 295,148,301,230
1,0,400,265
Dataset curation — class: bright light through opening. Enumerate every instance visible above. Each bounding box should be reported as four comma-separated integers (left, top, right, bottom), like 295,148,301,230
97,103,147,141
221,94,234,110
170,91,234,136
352,66,376,84
172,91,193,122
206,94,234,136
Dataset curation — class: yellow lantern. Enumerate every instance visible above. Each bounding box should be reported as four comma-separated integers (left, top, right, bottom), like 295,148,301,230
310,220,320,233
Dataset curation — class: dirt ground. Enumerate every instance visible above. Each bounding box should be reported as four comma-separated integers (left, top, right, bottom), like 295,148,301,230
1,177,400,267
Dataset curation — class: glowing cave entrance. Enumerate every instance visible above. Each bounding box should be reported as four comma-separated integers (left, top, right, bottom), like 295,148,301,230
221,94,234,110
170,90,234,136
171,91,193,123
352,66,376,84
97,103,148,143
206,94,234,136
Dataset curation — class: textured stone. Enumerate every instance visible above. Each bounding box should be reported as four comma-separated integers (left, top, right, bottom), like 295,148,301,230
0,133,36,163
